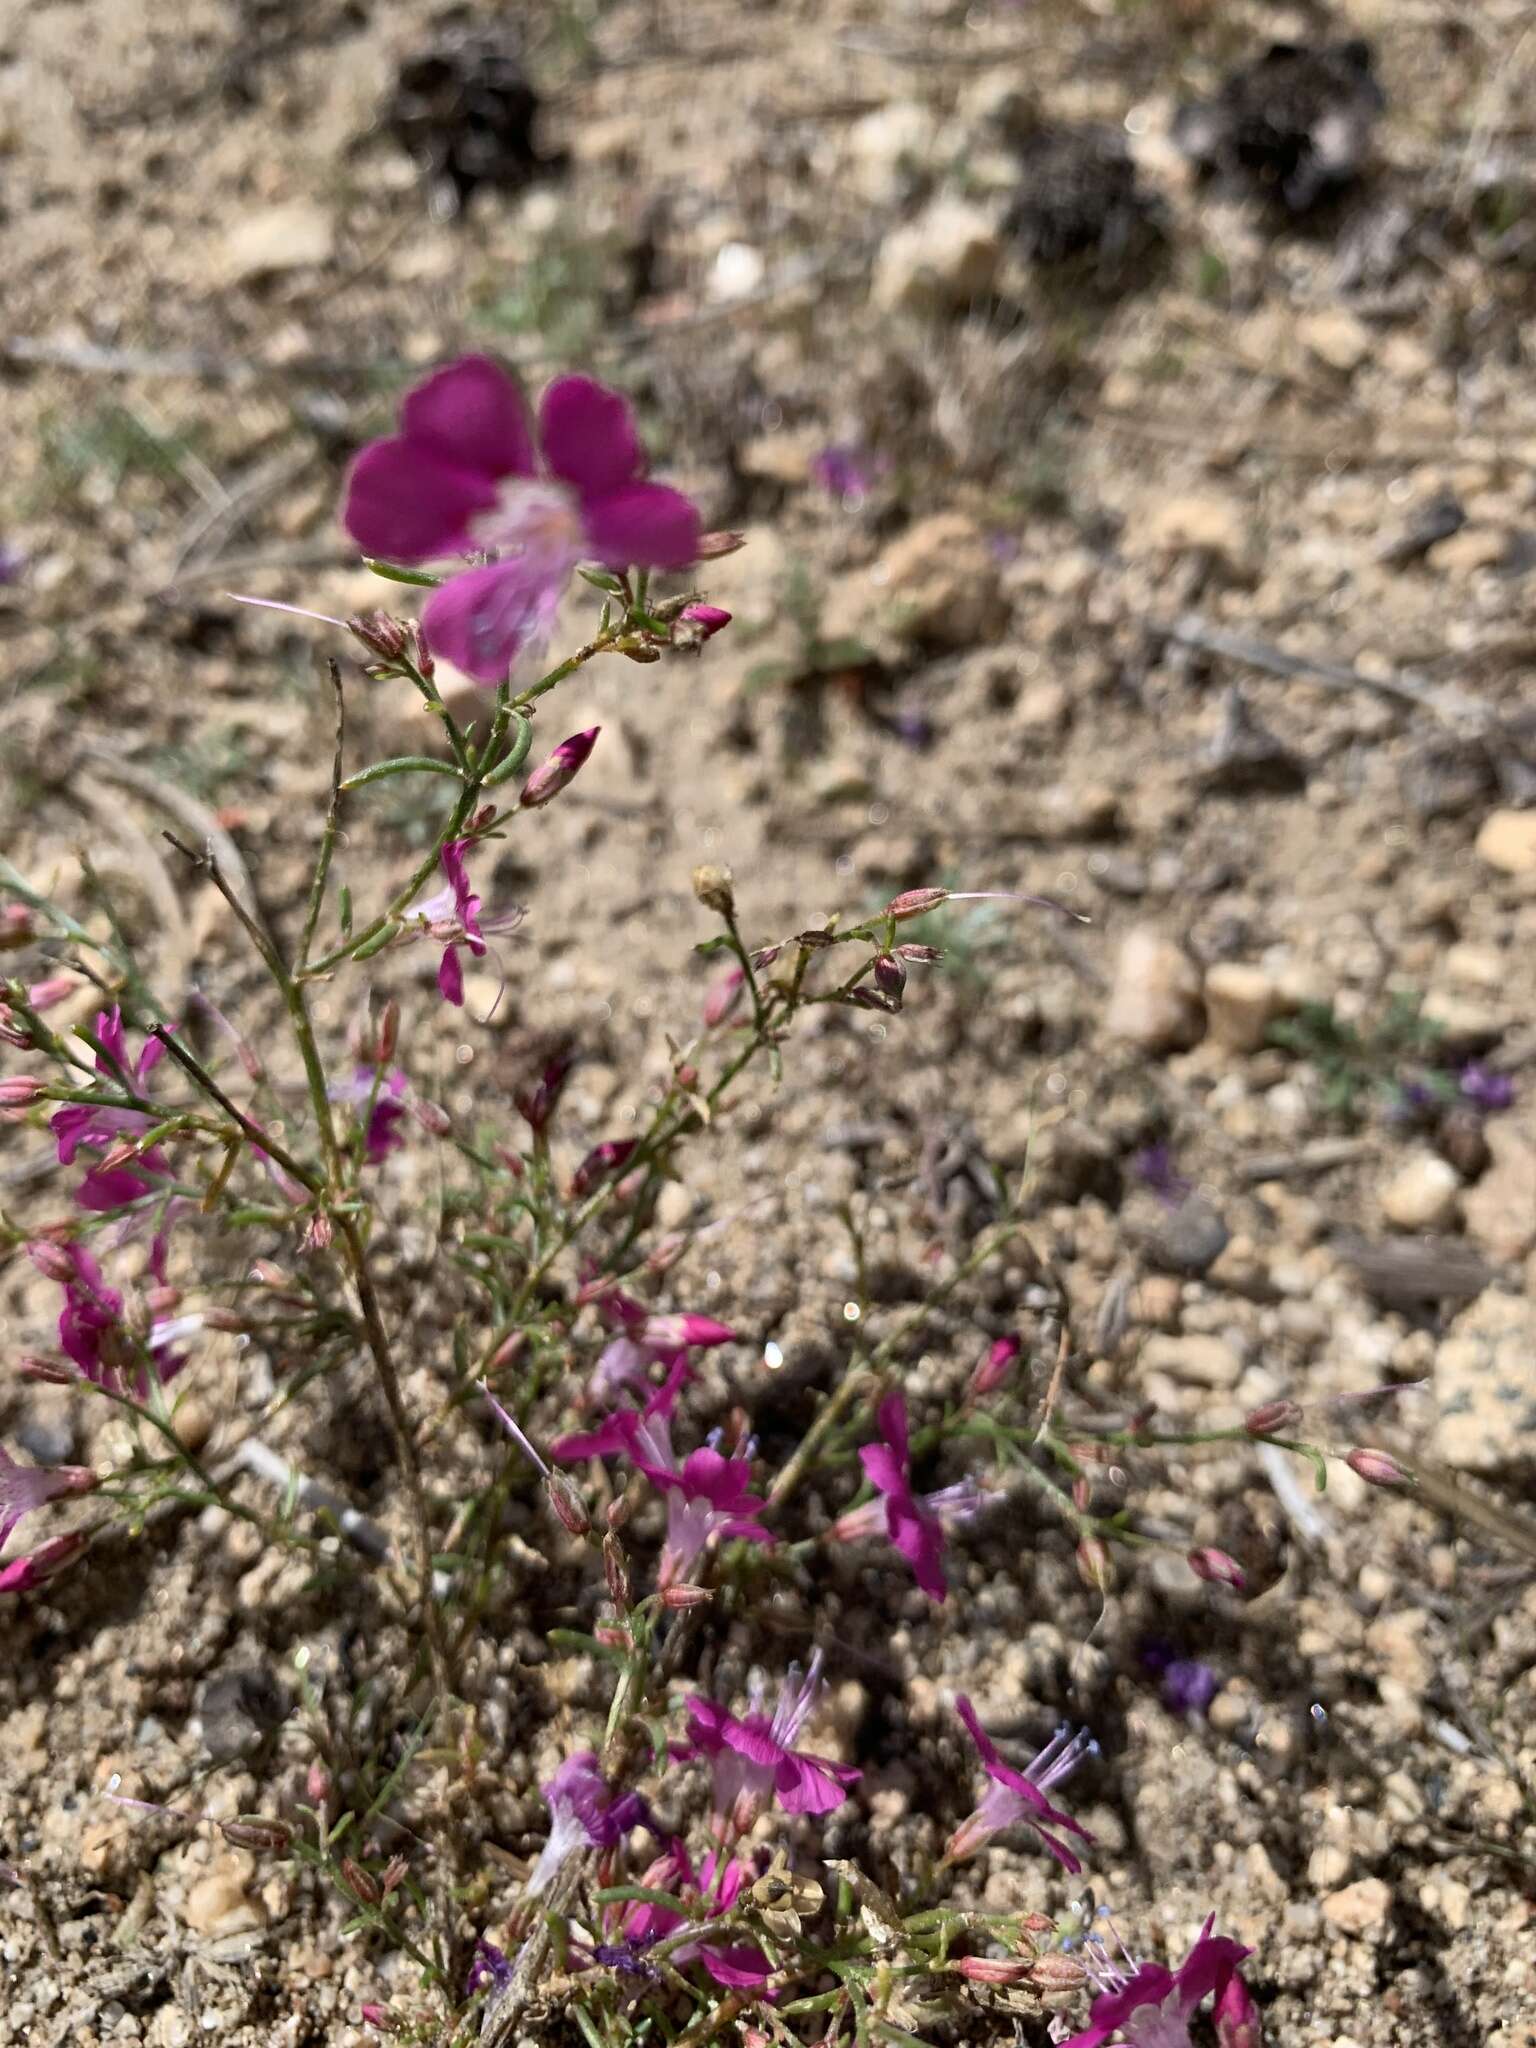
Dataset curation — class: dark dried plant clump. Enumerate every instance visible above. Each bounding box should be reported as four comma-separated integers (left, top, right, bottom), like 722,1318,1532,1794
1174,38,1385,214
385,17,563,216
1005,120,1166,291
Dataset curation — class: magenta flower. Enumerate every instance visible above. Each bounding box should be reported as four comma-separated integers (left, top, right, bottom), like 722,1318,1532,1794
332,1065,409,1163
631,1430,774,1590
342,356,701,684
44,1243,192,1399
51,1008,174,1212
1063,1916,1253,2048
1214,1971,1264,2048
570,1139,638,1198
945,1698,1095,1871
833,1392,990,1602
410,839,524,1006
621,1842,770,1988
520,727,599,810
0,1445,97,1553
528,1750,652,1896
552,1349,693,1464
0,1529,88,1595
682,1650,860,1830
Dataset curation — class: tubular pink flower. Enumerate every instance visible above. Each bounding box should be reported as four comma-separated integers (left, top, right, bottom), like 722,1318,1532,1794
341,356,701,683
945,1698,1096,1872
50,1007,174,1211
0,1529,88,1595
527,1750,652,1896
681,1651,860,1830
520,727,600,810
835,1392,990,1603
1214,1972,1265,2048
0,1445,97,1552
1063,1916,1253,2048
411,840,524,1007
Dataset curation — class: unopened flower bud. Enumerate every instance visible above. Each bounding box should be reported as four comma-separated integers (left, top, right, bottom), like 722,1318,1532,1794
220,1816,291,1853
545,1472,590,1538
1075,1536,1114,1594
955,1955,1033,1986
571,1139,637,1198
849,986,897,1013
521,727,600,810
659,1582,713,1609
895,943,942,963
696,529,747,558
19,1356,74,1384
306,1761,332,1804
1346,1446,1412,1488
1020,1912,1055,1937
359,2003,399,2032
303,1211,334,1251
0,1530,88,1591
487,1330,527,1375
703,963,745,1026
673,603,732,651
0,1075,45,1107
603,1531,631,1613
873,953,906,1002
594,1623,629,1649
606,1496,630,1532
970,1333,1020,1401
348,610,410,661
380,1856,409,1897
1244,1398,1303,1438
26,1242,76,1284
1187,1546,1247,1591
377,1000,400,1065
412,1099,451,1136
251,1259,292,1289
1028,1954,1087,1993
1215,1974,1264,2048
200,1307,246,1333
692,864,736,918
342,1857,382,1907
1072,1476,1091,1513
886,886,948,922
28,974,77,1011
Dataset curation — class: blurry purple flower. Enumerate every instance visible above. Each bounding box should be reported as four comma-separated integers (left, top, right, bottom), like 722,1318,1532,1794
342,356,700,684
622,1841,770,1986
50,1007,175,1212
1163,1659,1220,1718
521,726,600,810
466,1938,513,1995
682,1651,860,1829
1458,1060,1514,1113
411,838,523,1007
945,1699,1095,1871
810,444,886,505
0,1444,97,1552
0,542,26,585
832,1392,989,1603
331,1065,409,1163
0,1529,88,1595
889,708,934,749
570,1138,637,1199
1064,1915,1252,2048
528,1750,651,1896
1131,1141,1191,1209
47,1242,192,1398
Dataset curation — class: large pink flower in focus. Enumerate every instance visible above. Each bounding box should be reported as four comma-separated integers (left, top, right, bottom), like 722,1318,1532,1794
1063,1915,1253,2048
682,1651,860,1829
342,356,701,684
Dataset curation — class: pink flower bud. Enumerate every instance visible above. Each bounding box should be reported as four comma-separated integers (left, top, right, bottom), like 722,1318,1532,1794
26,1242,76,1284
220,1816,292,1853
673,603,732,650
1187,1546,1247,1591
955,1955,1033,1986
306,1761,332,1804
696,530,747,558
1028,1954,1087,1993
521,727,600,810
1075,1536,1113,1594
348,610,410,661
19,1356,75,1384
377,1000,400,1064
0,1530,89,1594
342,1857,382,1907
359,2004,399,2032
659,1582,713,1609
0,1077,44,1106
703,964,746,1027
1346,1447,1412,1488
28,974,77,1011
873,953,906,1002
545,1473,590,1538
571,1139,638,1199
412,1099,452,1136
643,1314,736,1349
1244,1398,1303,1438
380,1856,410,1897
886,887,949,922
1215,1974,1264,2048
970,1334,1020,1400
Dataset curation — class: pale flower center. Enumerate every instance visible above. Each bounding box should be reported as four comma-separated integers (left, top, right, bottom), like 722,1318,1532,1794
470,477,586,561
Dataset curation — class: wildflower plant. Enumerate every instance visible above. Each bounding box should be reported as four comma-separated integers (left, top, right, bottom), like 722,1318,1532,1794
2,350,1419,2047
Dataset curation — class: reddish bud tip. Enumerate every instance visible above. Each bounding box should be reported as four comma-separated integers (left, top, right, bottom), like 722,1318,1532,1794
1346,1446,1413,1488
956,1955,1033,1985
1214,1974,1265,2048
0,1077,44,1106
1075,1536,1114,1594
380,1856,409,1897
26,1242,76,1284
546,1473,590,1538
306,1762,332,1804
1243,1398,1304,1438
521,727,600,810
885,887,949,923
348,610,411,661
696,530,747,559
412,1099,452,1136
1187,1546,1247,1591
873,952,906,1002
659,1582,713,1609
703,963,746,1027
674,603,733,651
341,1857,382,1907
571,1139,638,1199
359,2004,399,2032
28,974,77,1011
970,1333,1021,1400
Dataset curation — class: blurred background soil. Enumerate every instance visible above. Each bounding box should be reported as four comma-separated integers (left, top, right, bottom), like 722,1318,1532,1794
2,1,1536,2043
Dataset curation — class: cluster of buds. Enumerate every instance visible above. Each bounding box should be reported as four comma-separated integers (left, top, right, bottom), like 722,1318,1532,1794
347,608,433,682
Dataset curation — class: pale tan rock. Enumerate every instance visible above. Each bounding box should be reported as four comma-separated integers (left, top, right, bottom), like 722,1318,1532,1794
1128,492,1250,568
1475,809,1536,876
1298,307,1372,372
1431,527,1509,574
1462,1121,1536,1265
1104,927,1204,1052
1140,1331,1242,1389
872,200,1001,314
1435,1288,1536,1471
1322,1876,1393,1934
181,1854,269,1938
847,103,941,201
1203,963,1281,1054
1379,1151,1460,1232
218,201,334,283
875,513,1002,647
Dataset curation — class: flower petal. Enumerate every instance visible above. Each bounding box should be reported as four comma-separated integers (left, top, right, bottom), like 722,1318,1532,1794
701,1943,772,1988
402,355,536,480
342,438,497,562
859,1442,908,1502
876,1391,910,1465
581,483,701,571
438,945,465,1007
422,554,571,685
540,375,642,497
775,1751,861,1815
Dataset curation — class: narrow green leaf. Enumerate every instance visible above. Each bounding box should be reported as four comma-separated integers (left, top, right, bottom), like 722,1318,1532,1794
361,557,444,587
341,756,462,791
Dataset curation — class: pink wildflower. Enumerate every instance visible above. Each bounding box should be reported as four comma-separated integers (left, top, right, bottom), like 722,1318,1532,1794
331,1065,409,1163
635,1430,774,1590
832,1392,990,1603
528,1751,651,1896
1063,1916,1253,2048
945,1698,1095,1872
621,1841,770,1987
411,839,523,1006
682,1650,860,1828
50,1008,174,1212
342,355,700,683
44,1242,193,1398
552,1349,694,1463
0,1445,96,1553
0,1529,88,1595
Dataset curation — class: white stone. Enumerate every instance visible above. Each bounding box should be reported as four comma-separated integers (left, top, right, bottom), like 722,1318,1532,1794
219,201,335,283
1103,928,1204,1053
1379,1152,1460,1232
872,200,1001,315
1475,809,1536,875
1435,1289,1536,1471
708,241,767,302
1203,962,1281,1054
